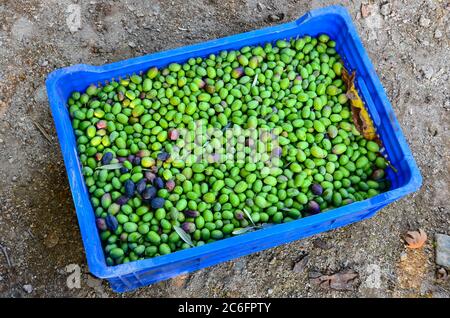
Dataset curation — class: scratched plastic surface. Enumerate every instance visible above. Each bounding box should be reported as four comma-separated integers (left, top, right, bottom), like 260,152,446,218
46,6,421,292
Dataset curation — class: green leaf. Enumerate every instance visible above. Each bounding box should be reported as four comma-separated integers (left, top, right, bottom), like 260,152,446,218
243,208,256,226
232,227,256,235
173,225,195,247
95,163,123,170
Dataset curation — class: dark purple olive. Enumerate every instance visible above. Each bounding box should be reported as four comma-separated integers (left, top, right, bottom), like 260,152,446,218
154,177,165,189
105,214,119,231
183,210,199,218
181,222,196,233
117,156,126,163
151,197,165,209
166,179,175,191
101,152,113,165
144,171,156,182
311,183,323,195
308,200,320,214
142,187,157,201
116,195,129,206
119,167,129,174
157,151,170,162
133,157,141,166
95,218,107,231
127,154,135,163
124,179,135,197
136,179,146,194
234,210,244,220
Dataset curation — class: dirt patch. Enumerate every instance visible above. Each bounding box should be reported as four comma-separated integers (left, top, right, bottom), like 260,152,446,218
396,248,431,296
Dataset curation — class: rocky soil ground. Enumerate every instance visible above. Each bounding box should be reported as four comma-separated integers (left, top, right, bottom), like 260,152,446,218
0,0,449,297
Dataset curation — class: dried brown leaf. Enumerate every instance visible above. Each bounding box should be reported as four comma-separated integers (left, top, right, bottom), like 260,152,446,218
292,252,309,273
309,269,359,291
404,229,427,249
361,4,372,18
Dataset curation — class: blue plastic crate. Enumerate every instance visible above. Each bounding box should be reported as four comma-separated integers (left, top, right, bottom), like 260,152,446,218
46,5,421,292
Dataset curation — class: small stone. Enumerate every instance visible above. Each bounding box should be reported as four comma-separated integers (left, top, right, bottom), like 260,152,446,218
436,268,448,281
44,231,59,248
419,16,431,28
380,3,391,16
434,29,443,39
128,41,136,48
257,2,264,12
444,100,450,111
268,13,284,22
0,138,3,143
436,234,450,269
422,66,434,80
86,274,102,288
267,288,273,295
233,258,246,272
40,60,49,67
23,284,33,293
400,251,407,262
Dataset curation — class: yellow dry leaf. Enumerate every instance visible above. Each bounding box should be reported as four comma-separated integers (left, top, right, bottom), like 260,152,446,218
342,68,377,141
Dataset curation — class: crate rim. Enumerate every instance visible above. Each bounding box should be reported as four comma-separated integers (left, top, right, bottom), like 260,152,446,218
46,5,422,280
